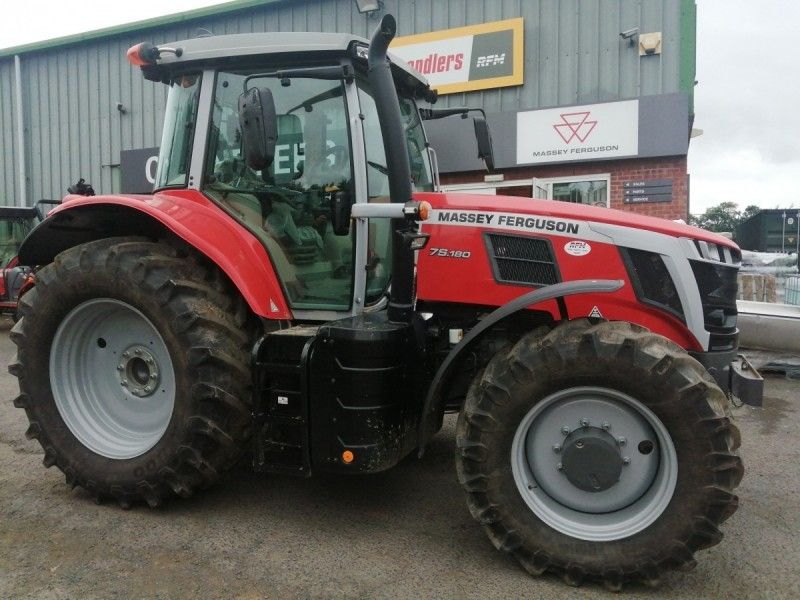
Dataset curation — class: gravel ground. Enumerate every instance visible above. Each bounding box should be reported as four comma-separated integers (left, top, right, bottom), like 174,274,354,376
1,317,798,599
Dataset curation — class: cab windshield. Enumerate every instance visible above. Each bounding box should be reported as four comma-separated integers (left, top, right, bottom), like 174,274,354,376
0,214,36,267
155,73,202,189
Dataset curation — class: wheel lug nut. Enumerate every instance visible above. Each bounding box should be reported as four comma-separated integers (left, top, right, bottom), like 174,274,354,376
580,418,589,427
623,457,631,465
552,444,561,453
561,426,570,435
556,463,564,471
123,351,130,358
602,422,611,430
617,437,627,446
121,380,128,387
150,374,157,380
117,365,124,371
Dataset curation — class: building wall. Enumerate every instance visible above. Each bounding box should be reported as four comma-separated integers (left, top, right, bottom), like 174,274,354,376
0,0,691,204
441,155,689,220
0,59,20,203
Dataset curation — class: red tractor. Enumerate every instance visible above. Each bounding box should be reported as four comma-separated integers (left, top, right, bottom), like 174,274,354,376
11,16,760,589
0,202,58,319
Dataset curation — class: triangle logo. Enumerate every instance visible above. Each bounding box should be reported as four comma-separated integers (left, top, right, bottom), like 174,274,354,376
589,306,603,318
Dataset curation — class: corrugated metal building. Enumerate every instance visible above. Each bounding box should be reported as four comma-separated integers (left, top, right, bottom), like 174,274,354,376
0,0,696,218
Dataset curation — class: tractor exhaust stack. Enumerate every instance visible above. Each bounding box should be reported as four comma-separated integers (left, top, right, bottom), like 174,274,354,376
368,14,415,323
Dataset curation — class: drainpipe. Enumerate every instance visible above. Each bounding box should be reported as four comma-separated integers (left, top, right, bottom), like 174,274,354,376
13,55,27,207
367,14,415,323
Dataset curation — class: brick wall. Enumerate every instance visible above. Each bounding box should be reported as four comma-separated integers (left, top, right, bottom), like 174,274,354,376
440,156,689,221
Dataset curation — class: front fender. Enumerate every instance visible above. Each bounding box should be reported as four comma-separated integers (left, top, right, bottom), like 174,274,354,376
19,189,291,319
418,279,625,456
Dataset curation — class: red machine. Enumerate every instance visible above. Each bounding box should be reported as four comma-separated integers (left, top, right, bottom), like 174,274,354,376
0,203,57,319
11,16,759,589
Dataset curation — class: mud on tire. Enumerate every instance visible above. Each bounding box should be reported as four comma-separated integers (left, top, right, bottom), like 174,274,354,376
9,237,256,508
455,319,743,590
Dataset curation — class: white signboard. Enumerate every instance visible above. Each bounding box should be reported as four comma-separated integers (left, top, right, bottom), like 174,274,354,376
516,100,639,165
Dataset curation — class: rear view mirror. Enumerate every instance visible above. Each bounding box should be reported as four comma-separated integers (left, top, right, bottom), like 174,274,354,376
330,190,355,236
473,115,495,171
238,87,278,170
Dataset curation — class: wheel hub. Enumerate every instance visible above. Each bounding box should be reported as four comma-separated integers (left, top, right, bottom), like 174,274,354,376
117,345,161,397
511,387,678,541
560,427,622,492
50,298,176,460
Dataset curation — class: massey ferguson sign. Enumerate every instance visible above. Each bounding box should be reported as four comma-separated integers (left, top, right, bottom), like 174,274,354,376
516,100,639,164
390,18,523,95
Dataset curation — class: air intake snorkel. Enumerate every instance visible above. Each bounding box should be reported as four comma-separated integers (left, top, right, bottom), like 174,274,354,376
368,14,416,323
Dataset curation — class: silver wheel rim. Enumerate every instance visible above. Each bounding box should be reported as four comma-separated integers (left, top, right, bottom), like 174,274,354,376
50,298,176,460
511,386,677,542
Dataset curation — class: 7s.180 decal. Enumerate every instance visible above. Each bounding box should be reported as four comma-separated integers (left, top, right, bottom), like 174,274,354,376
429,247,472,259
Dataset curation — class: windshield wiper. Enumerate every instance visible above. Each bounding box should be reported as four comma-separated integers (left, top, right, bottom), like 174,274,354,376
243,65,354,91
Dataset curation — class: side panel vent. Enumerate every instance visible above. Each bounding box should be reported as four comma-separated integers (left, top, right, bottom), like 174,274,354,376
621,248,685,321
485,233,559,287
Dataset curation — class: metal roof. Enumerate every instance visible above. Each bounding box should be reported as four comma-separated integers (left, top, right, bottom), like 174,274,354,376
0,0,286,58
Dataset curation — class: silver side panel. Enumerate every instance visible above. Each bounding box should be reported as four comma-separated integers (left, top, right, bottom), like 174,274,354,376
588,223,710,350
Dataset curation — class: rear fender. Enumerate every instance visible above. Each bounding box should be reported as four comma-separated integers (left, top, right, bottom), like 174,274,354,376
18,190,291,319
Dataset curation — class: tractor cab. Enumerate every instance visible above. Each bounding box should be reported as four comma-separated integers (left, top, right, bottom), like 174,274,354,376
129,27,446,319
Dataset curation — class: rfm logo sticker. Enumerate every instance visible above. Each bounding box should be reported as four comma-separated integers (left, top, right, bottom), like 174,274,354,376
553,111,598,144
476,53,506,68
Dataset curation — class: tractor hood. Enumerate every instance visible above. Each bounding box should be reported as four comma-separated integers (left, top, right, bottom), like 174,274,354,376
414,192,738,249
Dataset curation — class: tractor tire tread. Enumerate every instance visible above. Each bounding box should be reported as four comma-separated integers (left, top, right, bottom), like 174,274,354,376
9,236,256,508
455,318,742,590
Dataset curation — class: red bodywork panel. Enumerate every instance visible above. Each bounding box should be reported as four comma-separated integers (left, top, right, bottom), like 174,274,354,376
49,190,291,319
414,193,733,352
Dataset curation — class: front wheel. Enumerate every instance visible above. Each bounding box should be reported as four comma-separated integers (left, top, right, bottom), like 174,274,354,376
455,319,743,590
10,237,255,507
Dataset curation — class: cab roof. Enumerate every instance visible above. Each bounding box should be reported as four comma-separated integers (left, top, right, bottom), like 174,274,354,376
146,31,430,95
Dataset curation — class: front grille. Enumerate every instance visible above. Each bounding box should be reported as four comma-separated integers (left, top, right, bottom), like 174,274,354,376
690,259,739,351
485,233,559,287
621,248,685,320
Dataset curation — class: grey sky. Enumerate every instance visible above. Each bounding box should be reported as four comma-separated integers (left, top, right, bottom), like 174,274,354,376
688,0,800,212
1,0,796,214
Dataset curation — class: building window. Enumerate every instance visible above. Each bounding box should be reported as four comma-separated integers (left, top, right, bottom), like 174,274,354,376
533,174,611,207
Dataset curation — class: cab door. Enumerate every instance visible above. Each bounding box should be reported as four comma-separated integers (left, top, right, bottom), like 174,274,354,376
204,68,367,321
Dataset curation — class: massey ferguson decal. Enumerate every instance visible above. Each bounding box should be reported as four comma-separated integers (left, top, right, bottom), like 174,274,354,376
430,209,581,236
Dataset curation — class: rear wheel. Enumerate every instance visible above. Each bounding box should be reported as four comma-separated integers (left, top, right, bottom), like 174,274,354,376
10,237,255,507
455,319,743,590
